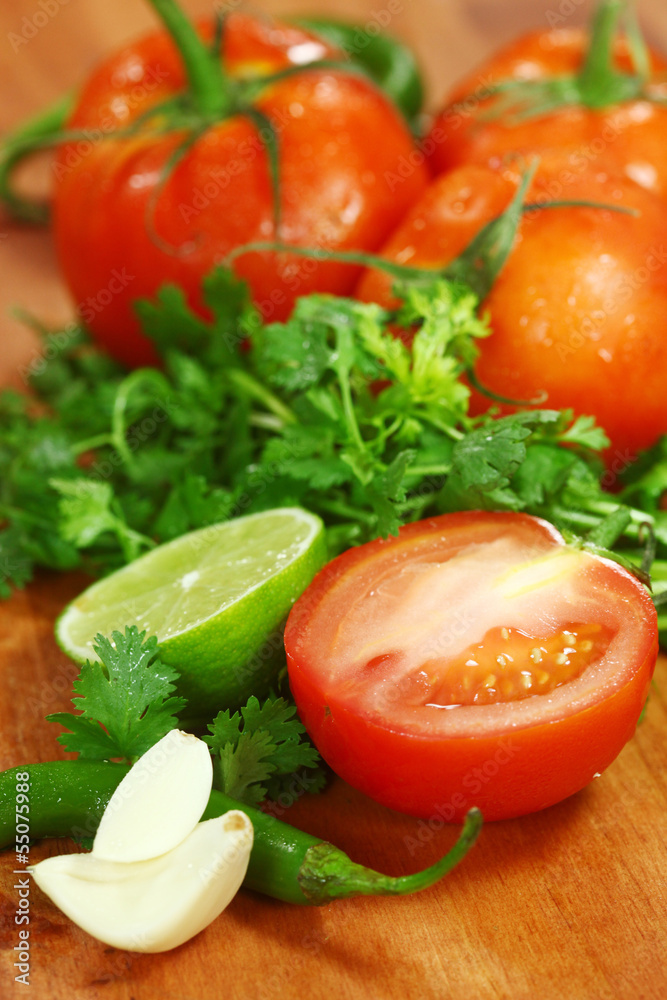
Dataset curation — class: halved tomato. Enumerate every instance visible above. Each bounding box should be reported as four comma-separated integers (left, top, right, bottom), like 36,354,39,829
285,512,657,821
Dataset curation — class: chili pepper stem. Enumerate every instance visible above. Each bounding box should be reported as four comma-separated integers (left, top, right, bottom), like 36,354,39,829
146,0,231,116
297,808,483,904
0,762,483,907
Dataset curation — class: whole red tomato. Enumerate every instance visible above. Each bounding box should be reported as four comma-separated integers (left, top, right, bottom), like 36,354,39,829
52,12,428,367
356,159,667,465
285,512,657,821
427,25,667,200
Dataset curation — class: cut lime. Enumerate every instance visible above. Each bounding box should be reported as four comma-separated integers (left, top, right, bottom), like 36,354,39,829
56,508,327,719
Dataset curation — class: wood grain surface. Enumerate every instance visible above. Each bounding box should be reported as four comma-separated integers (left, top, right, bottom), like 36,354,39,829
1,2,666,998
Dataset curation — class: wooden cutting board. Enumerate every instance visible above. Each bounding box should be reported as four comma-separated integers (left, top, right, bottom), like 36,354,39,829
1,2,666,998
0,577,665,1000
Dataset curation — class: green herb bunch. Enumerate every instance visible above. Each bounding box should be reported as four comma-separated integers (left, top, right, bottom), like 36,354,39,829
2,265,667,621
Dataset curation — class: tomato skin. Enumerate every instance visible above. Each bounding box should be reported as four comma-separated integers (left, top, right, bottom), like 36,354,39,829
356,161,667,463
428,27,667,200
289,654,653,821
52,13,429,367
285,512,657,821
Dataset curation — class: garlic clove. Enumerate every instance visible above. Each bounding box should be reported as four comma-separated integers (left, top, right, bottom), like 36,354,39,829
93,730,212,863
31,810,253,953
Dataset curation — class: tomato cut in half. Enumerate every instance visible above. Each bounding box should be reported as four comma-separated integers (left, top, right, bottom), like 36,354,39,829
285,512,657,821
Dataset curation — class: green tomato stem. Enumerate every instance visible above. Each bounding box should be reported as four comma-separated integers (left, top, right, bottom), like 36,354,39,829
146,0,231,117
578,0,639,107
0,89,75,223
465,0,654,125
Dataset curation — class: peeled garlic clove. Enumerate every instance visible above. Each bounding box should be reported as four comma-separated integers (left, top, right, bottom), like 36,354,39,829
93,730,212,863
31,810,253,953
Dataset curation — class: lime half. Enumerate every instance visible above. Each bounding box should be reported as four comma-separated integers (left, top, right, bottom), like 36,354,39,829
56,508,327,718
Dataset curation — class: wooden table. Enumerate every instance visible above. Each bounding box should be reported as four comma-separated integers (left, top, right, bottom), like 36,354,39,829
1,2,666,998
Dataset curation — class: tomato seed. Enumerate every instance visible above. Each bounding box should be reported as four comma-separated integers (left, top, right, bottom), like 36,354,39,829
423,623,613,707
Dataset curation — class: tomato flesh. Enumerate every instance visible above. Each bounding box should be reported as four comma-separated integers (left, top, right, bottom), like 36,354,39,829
421,622,613,707
285,512,657,821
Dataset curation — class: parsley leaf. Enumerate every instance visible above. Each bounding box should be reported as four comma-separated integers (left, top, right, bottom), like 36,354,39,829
47,627,187,762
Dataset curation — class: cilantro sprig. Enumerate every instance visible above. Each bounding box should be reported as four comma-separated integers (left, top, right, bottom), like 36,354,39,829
46,627,186,762
204,696,326,806
2,264,666,612
47,626,328,807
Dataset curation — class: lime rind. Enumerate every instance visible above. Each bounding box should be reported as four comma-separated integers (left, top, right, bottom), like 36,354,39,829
55,508,327,716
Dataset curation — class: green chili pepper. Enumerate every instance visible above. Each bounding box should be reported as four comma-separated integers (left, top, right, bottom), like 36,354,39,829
0,761,481,905
291,17,424,128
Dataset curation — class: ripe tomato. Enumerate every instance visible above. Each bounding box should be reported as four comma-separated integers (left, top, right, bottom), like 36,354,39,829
428,27,667,200
285,512,657,821
355,160,667,464
52,13,428,367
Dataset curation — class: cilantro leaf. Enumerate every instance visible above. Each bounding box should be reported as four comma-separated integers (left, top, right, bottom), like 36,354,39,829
559,414,610,452
134,285,211,357
509,444,578,508
257,312,334,392
50,479,121,548
153,473,234,540
1,261,655,603
205,695,323,806
0,525,34,599
47,627,187,762
440,412,563,510
135,267,257,368
50,478,155,564
214,729,278,807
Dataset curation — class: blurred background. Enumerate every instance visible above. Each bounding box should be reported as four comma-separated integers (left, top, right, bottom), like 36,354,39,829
0,0,665,381
2,0,666,121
